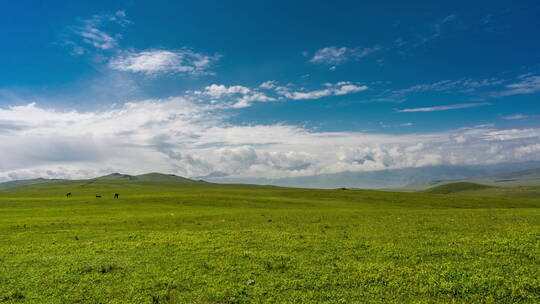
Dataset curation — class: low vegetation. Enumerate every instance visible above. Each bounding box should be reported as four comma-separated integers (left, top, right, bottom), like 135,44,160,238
425,182,540,199
424,182,495,194
1,177,539,303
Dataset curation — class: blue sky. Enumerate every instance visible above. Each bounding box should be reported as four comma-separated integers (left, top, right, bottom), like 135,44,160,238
1,0,539,182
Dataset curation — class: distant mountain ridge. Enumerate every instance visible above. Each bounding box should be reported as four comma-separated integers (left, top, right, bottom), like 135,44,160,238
206,162,540,189
0,178,65,191
0,173,200,191
404,168,540,191
2,164,540,191
89,172,198,182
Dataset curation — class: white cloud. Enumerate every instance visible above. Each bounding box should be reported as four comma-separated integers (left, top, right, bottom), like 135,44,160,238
109,49,221,76
79,28,117,50
278,82,368,100
309,45,381,66
64,10,130,54
405,79,502,94
189,81,367,108
283,88,333,100
334,84,369,95
494,74,540,97
195,84,276,108
202,84,251,98
503,114,528,120
397,102,491,112
1,100,540,182
310,46,348,65
232,93,277,108
259,81,278,89
515,143,540,157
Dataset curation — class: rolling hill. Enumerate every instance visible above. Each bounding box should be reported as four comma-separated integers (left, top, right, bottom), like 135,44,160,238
424,183,540,199
0,173,204,192
403,167,540,191
0,178,64,191
424,182,495,194
467,168,540,186
205,162,540,189
4,163,540,192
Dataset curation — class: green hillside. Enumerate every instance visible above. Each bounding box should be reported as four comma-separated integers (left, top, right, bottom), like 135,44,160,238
0,178,63,191
135,172,201,182
0,173,204,193
96,173,138,180
468,168,540,186
424,182,495,194
404,167,540,191
1,179,539,303
95,172,199,182
424,182,540,199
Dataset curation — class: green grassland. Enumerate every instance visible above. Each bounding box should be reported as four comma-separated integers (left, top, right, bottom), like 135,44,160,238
1,177,539,303
425,182,540,199
424,182,496,194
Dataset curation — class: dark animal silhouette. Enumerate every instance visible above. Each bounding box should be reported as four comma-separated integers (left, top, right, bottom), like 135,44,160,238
114,193,119,199
66,192,72,198
96,195,101,198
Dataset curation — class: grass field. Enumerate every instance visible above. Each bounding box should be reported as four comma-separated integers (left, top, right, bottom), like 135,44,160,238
425,182,540,199
1,177,539,303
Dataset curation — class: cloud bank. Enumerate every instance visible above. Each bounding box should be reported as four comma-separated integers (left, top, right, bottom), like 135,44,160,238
1,99,539,182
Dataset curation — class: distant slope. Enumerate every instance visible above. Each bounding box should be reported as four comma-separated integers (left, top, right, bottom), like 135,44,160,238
0,173,202,191
96,173,137,180
468,168,540,186
207,162,540,189
0,178,64,191
405,167,540,191
424,182,495,194
96,172,198,182
135,173,198,182
424,182,540,199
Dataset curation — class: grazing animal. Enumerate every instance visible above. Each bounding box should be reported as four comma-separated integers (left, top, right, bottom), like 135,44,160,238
96,195,101,198
66,192,72,198
114,193,119,199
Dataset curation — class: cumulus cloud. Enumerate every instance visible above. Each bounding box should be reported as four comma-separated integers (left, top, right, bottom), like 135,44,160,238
397,102,491,112
259,81,278,89
62,11,221,78
201,84,251,98
109,49,221,76
188,81,367,108
1,100,540,182
515,143,540,158
308,45,381,66
233,93,277,108
192,84,276,108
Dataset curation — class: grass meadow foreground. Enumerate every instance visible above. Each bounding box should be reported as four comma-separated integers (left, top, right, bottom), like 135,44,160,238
0,179,539,303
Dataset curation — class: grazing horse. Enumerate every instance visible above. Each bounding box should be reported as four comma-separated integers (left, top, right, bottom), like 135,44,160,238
66,192,72,198
96,195,101,198
114,193,119,199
